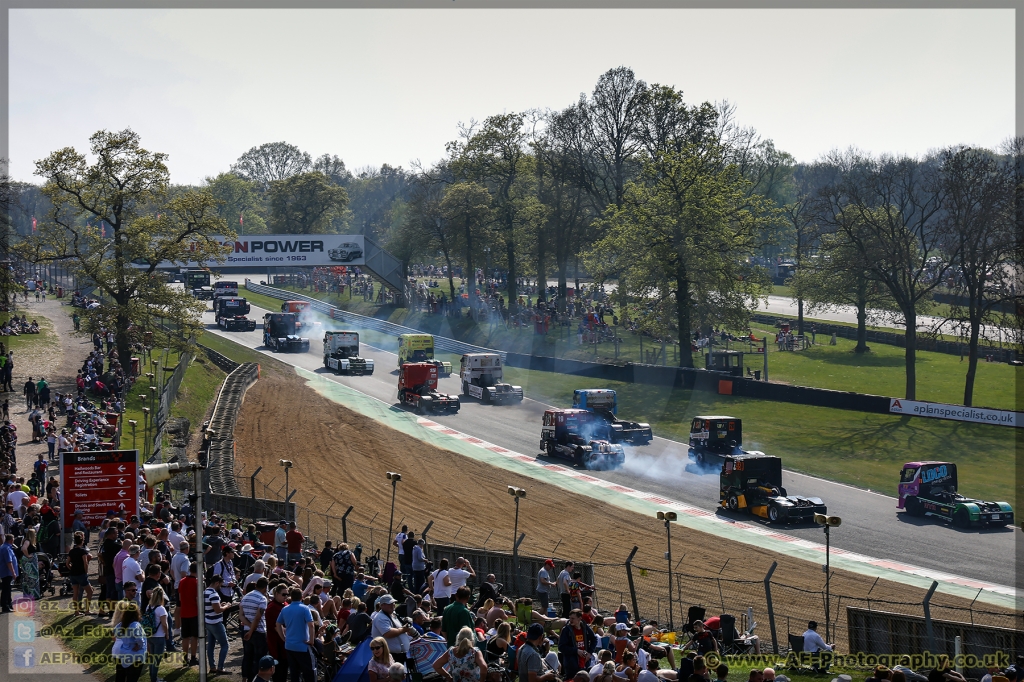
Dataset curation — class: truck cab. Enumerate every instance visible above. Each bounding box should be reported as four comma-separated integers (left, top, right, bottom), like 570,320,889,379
398,362,459,414
460,353,523,404
263,313,310,353
398,334,451,375
540,408,623,470
185,269,213,299
720,453,826,524
688,416,749,466
323,331,373,375
898,461,1012,527
572,389,652,445
213,296,256,331
214,280,239,298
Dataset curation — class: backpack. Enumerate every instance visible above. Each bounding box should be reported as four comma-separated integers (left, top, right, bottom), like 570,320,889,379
140,608,157,637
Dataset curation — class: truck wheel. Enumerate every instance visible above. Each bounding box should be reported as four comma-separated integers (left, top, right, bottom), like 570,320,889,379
324,356,329,369
546,441,555,458
767,505,781,523
727,495,740,511
905,497,924,517
463,381,469,396
952,508,971,528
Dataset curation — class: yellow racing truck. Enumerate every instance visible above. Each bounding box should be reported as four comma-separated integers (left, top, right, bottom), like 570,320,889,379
397,334,452,376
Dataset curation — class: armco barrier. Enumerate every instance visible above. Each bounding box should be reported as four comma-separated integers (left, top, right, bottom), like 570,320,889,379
245,280,506,360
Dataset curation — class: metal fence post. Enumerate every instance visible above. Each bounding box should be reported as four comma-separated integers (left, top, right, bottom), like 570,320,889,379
625,546,640,622
250,466,263,500
764,561,779,654
342,506,354,543
923,581,938,653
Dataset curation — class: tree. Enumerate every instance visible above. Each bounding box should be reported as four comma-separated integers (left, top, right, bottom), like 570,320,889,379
792,229,895,352
407,165,460,303
937,146,1015,406
266,171,349,234
587,97,778,368
817,152,952,400
347,164,411,239
440,182,492,308
452,113,542,314
205,172,267,234
28,129,231,362
312,154,353,187
231,141,311,190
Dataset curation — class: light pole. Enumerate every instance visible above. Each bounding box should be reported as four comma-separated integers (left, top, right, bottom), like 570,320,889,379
129,419,137,451
508,486,526,596
141,406,151,459
657,510,678,630
814,513,842,644
385,472,401,563
279,459,293,522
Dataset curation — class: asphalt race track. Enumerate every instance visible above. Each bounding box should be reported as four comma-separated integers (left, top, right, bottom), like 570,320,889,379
203,301,1015,588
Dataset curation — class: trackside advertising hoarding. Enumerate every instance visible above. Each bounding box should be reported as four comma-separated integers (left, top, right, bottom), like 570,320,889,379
889,398,1022,428
179,234,365,267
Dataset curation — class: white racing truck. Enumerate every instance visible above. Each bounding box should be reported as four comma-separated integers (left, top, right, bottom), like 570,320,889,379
323,331,374,375
459,353,523,404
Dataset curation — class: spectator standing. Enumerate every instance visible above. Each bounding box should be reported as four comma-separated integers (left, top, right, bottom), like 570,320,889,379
285,522,304,569
536,559,556,615
330,542,357,594
372,594,415,663
265,584,289,682
23,376,36,410
276,587,316,682
518,623,557,682
112,602,148,682
556,561,574,617
0,533,18,612
146,587,169,682
204,574,230,674
68,531,93,615
411,540,427,594
558,609,597,680
447,557,475,595
441,587,475,647
430,559,452,612
241,577,270,682
394,525,409,577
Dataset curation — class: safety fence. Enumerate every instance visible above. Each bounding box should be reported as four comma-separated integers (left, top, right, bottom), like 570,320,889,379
202,361,265,501
244,280,507,361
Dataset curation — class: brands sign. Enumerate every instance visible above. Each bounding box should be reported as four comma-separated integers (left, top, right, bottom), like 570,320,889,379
60,449,139,529
180,234,366,268
889,399,1021,428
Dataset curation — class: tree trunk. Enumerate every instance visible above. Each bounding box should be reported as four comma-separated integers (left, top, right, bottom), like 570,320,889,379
505,239,517,316
116,307,133,391
445,254,456,311
903,308,917,400
854,277,868,353
463,225,475,310
557,262,568,312
964,310,981,407
536,232,546,303
676,269,693,369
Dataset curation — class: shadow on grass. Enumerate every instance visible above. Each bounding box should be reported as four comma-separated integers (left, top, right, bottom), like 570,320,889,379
799,347,907,369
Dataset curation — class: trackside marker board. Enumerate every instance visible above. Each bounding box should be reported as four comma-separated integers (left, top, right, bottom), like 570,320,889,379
61,449,139,528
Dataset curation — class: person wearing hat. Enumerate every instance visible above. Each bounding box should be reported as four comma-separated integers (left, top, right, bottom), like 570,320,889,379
254,655,278,682
613,622,635,663
519,623,557,682
371,593,417,663
536,559,556,615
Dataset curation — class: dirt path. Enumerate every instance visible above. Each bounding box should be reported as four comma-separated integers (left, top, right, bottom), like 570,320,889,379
232,362,1018,645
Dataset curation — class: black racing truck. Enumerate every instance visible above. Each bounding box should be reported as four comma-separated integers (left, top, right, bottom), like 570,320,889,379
263,312,310,353
719,453,826,524
213,296,257,331
540,408,625,470
571,389,652,445
688,416,767,467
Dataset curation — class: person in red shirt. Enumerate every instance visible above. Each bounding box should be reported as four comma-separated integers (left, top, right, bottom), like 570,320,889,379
285,522,303,569
265,583,289,682
177,563,199,665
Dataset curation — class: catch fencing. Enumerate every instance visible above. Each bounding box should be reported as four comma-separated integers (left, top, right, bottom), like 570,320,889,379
147,348,194,465
244,280,507,361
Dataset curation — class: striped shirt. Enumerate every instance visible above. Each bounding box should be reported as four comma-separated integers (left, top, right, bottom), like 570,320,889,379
203,587,223,624
240,590,267,632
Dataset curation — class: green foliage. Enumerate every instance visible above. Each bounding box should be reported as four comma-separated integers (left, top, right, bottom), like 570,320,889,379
231,141,311,190
26,128,232,359
267,171,349,234
205,172,267,234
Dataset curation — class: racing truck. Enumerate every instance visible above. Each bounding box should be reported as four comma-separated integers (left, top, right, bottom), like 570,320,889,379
719,453,826,524
398,334,452,376
540,408,625,470
688,416,767,466
398,362,460,414
214,280,239,298
571,389,652,445
213,296,257,331
185,269,213,300
263,313,310,353
460,353,523,404
323,331,374,375
898,461,1013,528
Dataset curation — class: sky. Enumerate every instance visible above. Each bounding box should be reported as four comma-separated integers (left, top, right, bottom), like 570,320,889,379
8,8,1016,186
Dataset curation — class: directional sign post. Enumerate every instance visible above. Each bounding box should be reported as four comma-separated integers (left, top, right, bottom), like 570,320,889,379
60,449,139,551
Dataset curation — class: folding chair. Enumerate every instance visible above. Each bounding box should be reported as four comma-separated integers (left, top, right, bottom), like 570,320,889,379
683,606,706,635
717,614,752,656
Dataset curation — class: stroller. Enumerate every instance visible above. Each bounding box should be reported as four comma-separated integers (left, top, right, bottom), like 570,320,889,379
51,553,73,596
35,552,63,596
